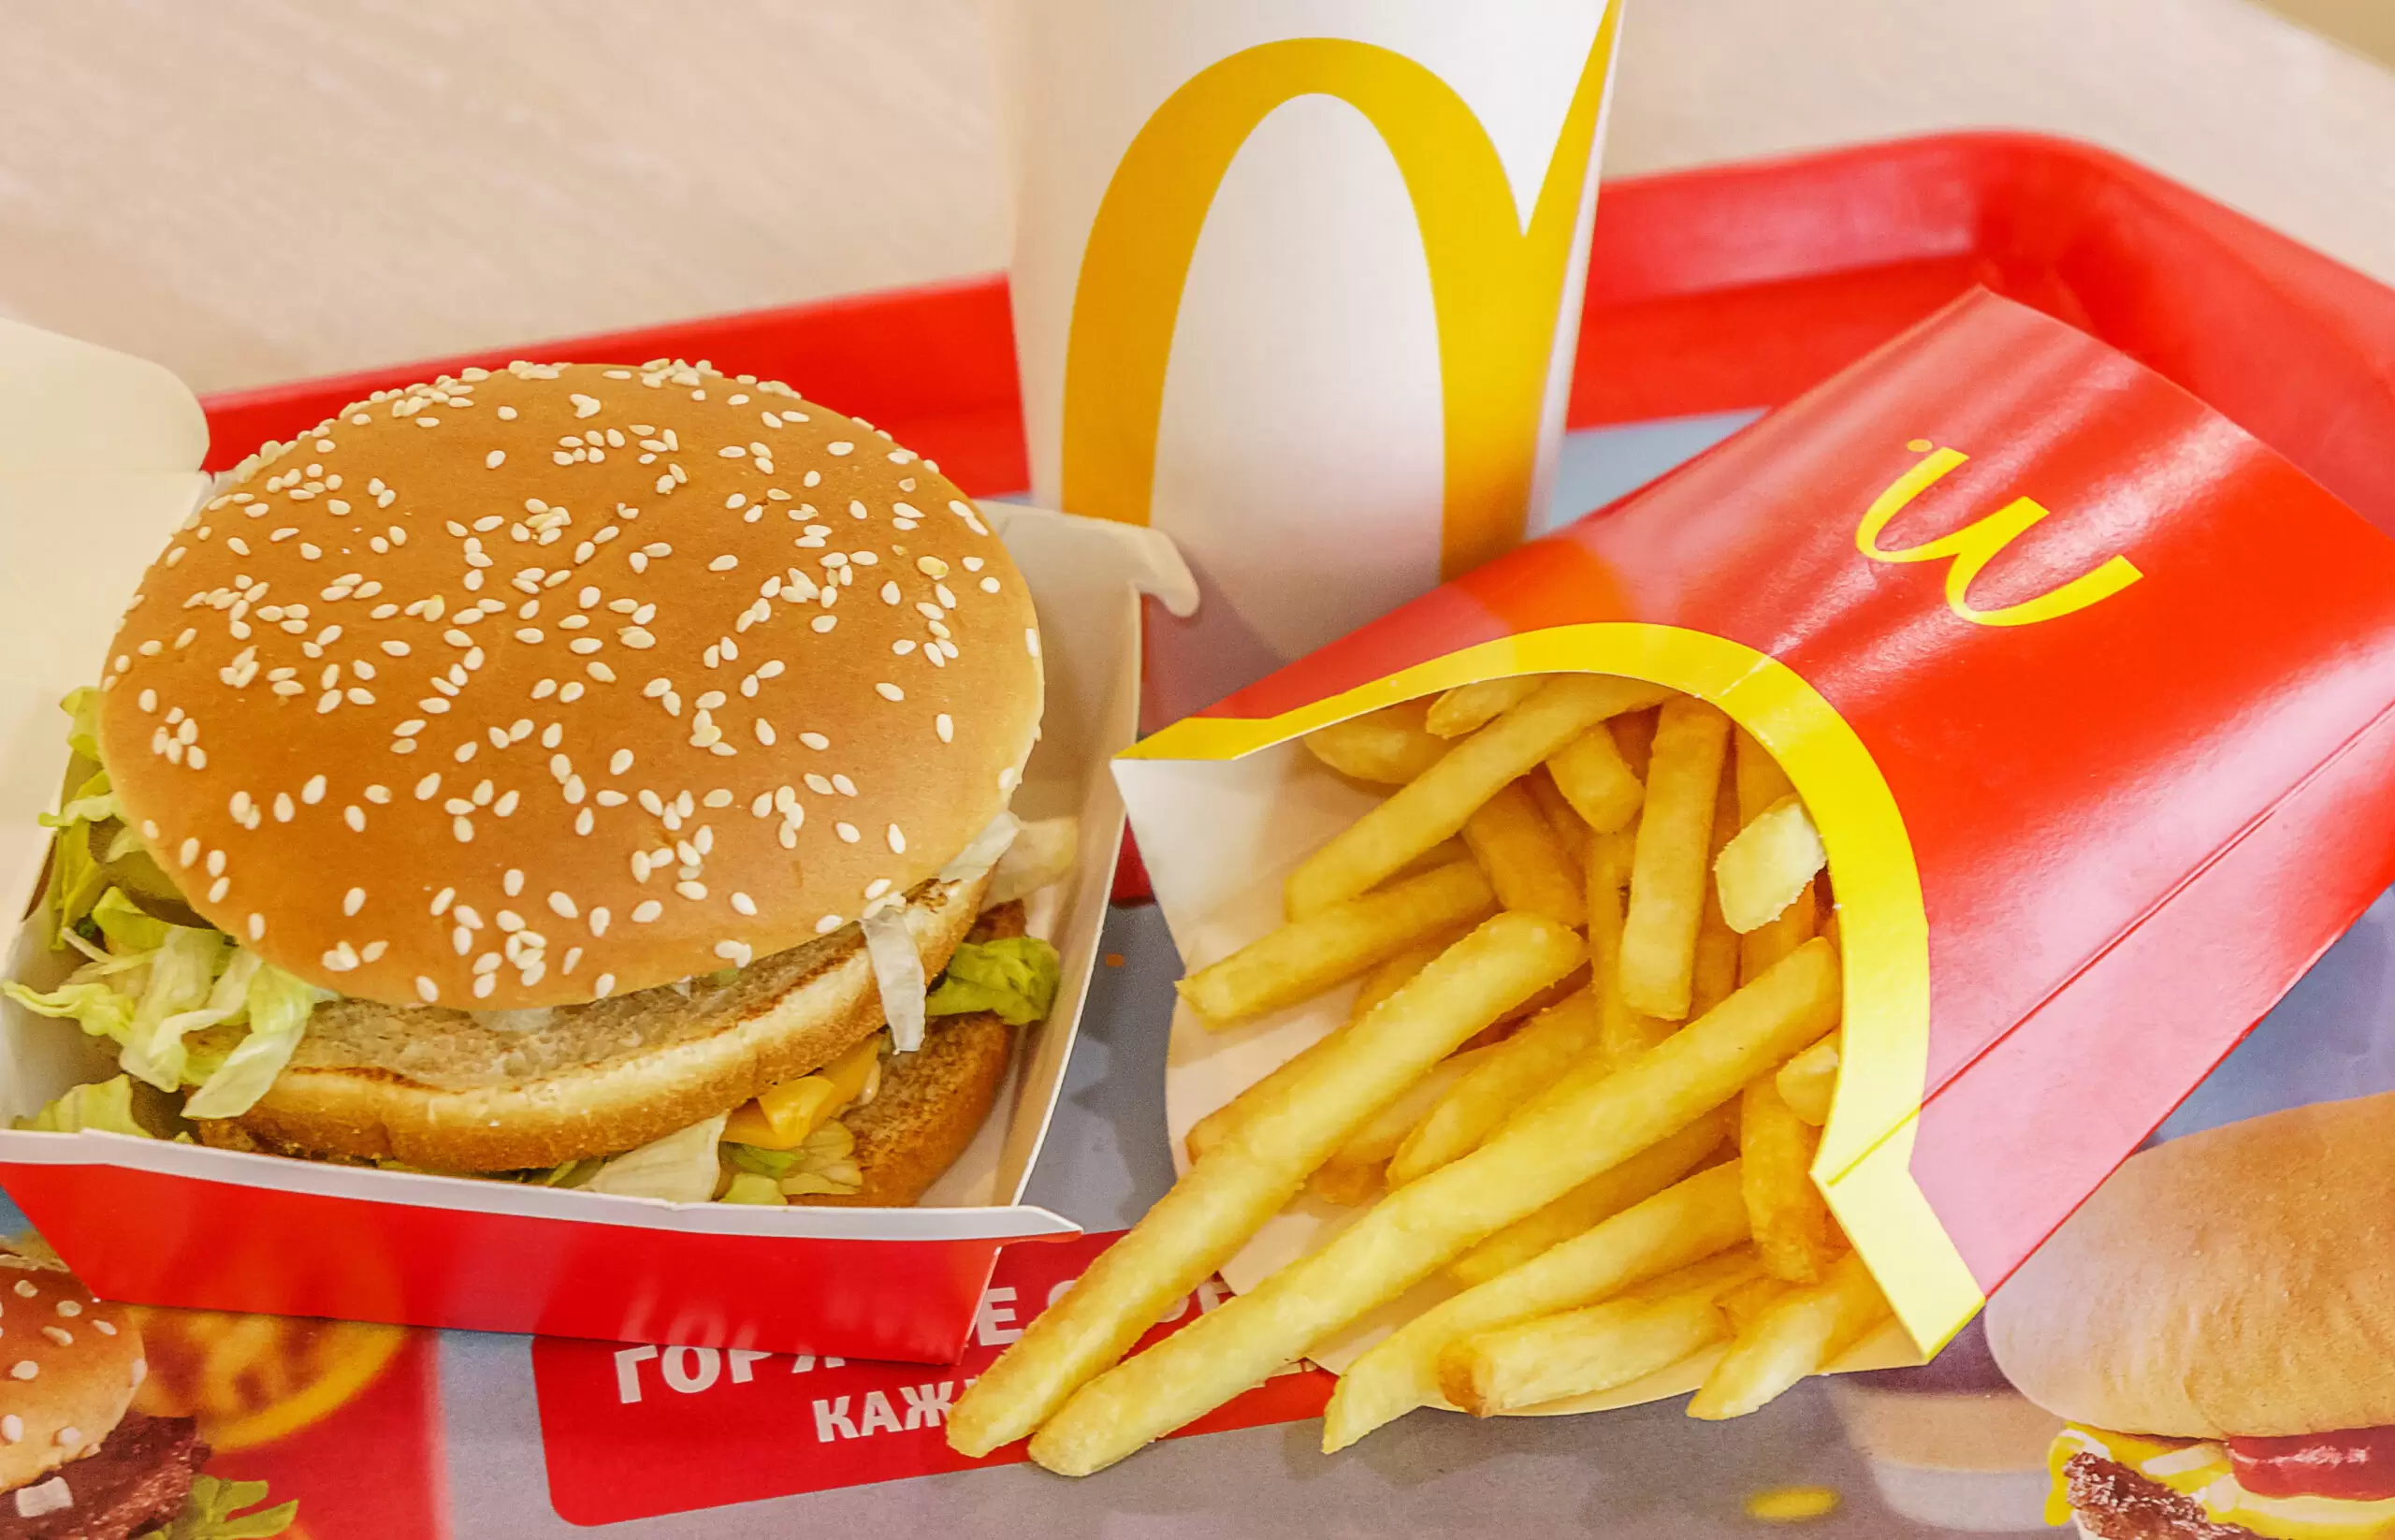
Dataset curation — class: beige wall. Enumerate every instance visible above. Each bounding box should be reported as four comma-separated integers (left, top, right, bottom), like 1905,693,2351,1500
2263,0,2395,65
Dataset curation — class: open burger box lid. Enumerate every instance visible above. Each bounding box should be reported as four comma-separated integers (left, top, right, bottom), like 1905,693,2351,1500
1120,285,2395,1402
0,317,1199,1364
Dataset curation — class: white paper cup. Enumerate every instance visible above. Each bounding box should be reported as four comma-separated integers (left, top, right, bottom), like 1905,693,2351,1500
990,0,1625,719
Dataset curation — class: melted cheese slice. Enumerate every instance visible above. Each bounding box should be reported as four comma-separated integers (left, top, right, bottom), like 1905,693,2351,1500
2054,1426,2395,1539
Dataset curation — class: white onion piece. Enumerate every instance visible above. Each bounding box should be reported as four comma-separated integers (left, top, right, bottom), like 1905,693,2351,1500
861,905,928,1053
986,816,1078,908
938,810,1021,885
584,1111,729,1203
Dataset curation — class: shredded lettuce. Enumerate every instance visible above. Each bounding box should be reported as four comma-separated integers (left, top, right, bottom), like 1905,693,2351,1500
718,1171,788,1206
183,962,335,1119
61,685,103,764
14,1074,151,1136
927,937,1062,1027
36,771,111,949
136,1475,298,1540
725,1142,803,1179
120,927,232,1091
91,886,171,952
583,1112,730,1203
4,976,139,1046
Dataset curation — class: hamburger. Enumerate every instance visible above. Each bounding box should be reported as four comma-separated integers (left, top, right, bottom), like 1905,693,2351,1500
0,1245,292,1539
1986,1090,2395,1540
6,358,1071,1205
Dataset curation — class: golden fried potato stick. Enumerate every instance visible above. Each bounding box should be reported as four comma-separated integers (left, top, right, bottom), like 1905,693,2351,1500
1547,721,1644,835
1619,697,1733,1019
1460,781,1586,928
1740,1077,1838,1283
1180,861,1496,1027
1717,796,1828,935
1686,1250,1889,1420
1313,1042,1499,1204
1774,1032,1840,1126
1325,1162,1750,1448
1442,1249,1764,1416
1186,930,1459,1165
1734,727,1796,821
947,913,1586,1460
1611,706,1659,780
1286,675,1672,918
1448,1110,1732,1286
1587,828,1670,1065
1302,701,1448,785
1524,767,1593,864
1718,1275,1793,1333
1027,939,1843,1475
1386,989,1604,1187
1426,676,1545,738
1691,770,1744,1018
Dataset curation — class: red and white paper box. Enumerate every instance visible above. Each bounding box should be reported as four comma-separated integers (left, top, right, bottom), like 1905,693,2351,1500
1117,289,2395,1402
0,319,1198,1364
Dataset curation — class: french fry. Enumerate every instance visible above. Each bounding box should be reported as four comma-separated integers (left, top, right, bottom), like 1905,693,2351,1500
1546,722,1644,834
1425,676,1544,738
1587,828,1671,1065
1026,940,1843,1474
1741,883,1816,985
1460,782,1585,928
1734,727,1796,823
1354,937,1455,1023
1691,771,1744,1018
1323,1163,1751,1449
1718,1275,1793,1334
1314,1043,1499,1203
1611,707,1658,780
1685,1250,1890,1420
1302,701,1448,784
1387,989,1604,1188
948,912,1586,1459
1524,767,1592,864
1717,795,1827,934
1442,1250,1764,1416
1448,1109,1733,1286
1619,697,1733,1019
1819,901,1842,953
1740,1077,1838,1283
1179,861,1496,1026
1775,1032,1840,1126
1285,675,1672,917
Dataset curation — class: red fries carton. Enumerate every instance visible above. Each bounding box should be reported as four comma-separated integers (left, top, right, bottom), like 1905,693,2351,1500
1118,288,2395,1373
0,319,1198,1363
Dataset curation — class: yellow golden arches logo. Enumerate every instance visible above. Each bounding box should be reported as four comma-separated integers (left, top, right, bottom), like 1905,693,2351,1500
1059,7,1622,581
1857,440,2143,628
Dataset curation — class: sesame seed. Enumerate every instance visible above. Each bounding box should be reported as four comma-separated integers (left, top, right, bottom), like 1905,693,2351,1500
343,888,366,915
835,821,861,843
416,977,440,1002
572,394,602,418
632,901,662,923
865,878,893,900
887,825,907,853
800,732,829,750
876,682,904,701
816,915,844,935
936,714,953,743
1026,628,1042,657
486,450,506,469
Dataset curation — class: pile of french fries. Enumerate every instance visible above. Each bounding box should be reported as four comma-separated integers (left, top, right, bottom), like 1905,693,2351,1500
947,674,1887,1475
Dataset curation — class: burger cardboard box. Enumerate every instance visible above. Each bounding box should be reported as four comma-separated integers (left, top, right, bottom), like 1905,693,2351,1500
1117,288,2395,1400
0,317,1199,1364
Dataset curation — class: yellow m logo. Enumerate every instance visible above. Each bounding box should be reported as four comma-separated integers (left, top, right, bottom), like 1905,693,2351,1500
1059,9,1621,580
1857,442,2142,628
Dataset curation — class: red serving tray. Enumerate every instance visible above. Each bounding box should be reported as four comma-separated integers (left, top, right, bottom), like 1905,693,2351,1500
195,132,2395,909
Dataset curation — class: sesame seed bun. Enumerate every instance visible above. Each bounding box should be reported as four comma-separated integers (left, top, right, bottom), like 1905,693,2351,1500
1985,1090,2395,1439
0,1256,144,1495
94,359,1042,1010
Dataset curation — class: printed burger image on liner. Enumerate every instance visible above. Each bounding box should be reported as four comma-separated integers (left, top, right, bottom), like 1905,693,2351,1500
1989,1089,2395,1540
5,358,1081,1207
0,1242,295,1539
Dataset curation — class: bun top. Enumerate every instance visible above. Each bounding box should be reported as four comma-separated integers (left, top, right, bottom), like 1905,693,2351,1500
1986,1090,2395,1439
96,360,1043,1009
0,1255,143,1492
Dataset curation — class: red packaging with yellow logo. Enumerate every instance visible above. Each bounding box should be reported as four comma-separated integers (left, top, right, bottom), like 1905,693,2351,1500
1118,287,2395,1368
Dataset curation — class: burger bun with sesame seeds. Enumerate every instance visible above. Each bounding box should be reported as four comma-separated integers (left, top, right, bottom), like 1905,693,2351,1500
0,1249,224,1539
51,357,1057,1186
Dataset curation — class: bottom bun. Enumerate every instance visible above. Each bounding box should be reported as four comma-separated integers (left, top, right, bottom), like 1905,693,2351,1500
797,1008,1014,1208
